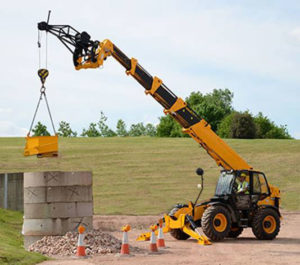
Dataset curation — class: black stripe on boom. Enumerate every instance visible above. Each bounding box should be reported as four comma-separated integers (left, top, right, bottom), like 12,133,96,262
112,44,131,70
112,44,153,90
154,85,177,109
173,107,201,128
134,65,153,90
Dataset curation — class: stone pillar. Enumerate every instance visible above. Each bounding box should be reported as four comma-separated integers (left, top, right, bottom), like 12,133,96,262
23,171,93,249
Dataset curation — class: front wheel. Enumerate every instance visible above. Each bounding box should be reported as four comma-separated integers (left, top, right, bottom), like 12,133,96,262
201,205,231,241
252,208,280,240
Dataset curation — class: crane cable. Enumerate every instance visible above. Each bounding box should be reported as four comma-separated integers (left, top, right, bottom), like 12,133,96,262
27,28,56,136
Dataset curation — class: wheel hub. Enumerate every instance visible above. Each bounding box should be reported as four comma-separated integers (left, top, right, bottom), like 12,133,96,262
214,219,221,227
263,215,276,234
264,221,271,229
213,213,227,232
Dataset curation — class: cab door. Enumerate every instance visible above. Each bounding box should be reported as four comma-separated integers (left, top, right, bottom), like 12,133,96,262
251,172,270,204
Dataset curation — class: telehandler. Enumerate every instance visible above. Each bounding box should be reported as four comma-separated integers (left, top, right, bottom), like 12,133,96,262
34,17,281,245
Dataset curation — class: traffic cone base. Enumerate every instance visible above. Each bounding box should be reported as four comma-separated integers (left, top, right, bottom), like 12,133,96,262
149,243,158,252
76,246,86,257
157,238,165,248
121,243,130,255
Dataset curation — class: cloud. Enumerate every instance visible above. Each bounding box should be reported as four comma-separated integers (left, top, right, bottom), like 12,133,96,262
289,27,300,43
0,121,27,137
0,108,12,113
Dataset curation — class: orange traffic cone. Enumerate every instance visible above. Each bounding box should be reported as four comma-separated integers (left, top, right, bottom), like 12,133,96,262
120,225,131,255
76,225,86,257
157,219,166,248
149,225,158,253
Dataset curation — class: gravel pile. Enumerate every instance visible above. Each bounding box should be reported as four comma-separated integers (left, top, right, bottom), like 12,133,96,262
28,229,122,256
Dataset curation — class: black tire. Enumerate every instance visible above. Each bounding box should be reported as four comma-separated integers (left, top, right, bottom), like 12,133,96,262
227,227,243,238
252,208,280,240
168,205,190,240
201,205,231,241
170,228,191,240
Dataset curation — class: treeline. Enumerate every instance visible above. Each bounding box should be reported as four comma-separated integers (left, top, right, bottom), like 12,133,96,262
31,89,292,139
31,112,157,138
156,89,291,139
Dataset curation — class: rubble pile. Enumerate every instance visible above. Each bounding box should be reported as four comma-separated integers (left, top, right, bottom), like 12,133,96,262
28,229,122,256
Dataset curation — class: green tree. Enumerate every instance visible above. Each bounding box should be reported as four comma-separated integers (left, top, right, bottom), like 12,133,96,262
98,111,116,137
145,123,157,137
217,112,236,138
31,121,50,136
57,121,77,137
116,119,128,136
156,115,183,137
218,111,292,139
254,112,291,139
129,122,146,136
254,112,274,138
186,88,233,131
265,125,291,139
81,123,101,137
231,112,256,139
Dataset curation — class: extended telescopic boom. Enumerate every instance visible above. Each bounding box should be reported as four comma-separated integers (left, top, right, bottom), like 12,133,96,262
38,21,252,171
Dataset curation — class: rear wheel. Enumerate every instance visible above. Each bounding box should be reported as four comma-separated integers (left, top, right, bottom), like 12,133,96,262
252,208,280,240
227,226,243,238
201,205,231,241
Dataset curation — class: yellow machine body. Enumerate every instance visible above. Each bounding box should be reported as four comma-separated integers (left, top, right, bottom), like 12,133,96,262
24,135,58,157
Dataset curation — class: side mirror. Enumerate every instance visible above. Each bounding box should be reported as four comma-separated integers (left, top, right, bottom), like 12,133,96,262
196,168,204,176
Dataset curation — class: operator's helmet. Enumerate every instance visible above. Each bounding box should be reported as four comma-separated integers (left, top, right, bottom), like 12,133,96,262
240,172,247,178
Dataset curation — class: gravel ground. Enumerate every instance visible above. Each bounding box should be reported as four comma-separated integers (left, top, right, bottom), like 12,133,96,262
37,211,300,265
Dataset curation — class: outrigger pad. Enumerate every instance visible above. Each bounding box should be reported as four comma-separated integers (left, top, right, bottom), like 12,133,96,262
24,135,58,158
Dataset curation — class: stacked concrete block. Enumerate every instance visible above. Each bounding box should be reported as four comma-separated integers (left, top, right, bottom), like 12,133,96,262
23,171,93,249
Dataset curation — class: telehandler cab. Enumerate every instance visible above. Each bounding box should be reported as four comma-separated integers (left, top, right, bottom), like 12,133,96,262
33,15,281,244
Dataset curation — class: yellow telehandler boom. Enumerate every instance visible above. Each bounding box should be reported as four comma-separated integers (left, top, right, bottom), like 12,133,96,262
37,21,251,171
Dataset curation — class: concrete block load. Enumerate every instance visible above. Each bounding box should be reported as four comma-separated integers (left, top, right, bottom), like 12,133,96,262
23,171,93,249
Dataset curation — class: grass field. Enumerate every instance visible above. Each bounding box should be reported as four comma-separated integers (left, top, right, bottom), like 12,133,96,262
0,208,47,265
0,137,300,215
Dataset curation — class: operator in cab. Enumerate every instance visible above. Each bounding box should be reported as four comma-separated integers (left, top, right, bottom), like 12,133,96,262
236,172,249,194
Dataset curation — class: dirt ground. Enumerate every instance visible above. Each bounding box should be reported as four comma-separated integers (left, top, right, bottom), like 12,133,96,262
38,211,300,265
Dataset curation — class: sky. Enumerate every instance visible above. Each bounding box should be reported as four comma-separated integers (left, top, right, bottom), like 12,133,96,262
0,0,300,138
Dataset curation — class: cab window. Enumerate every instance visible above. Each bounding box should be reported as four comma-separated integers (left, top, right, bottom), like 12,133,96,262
253,173,269,194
